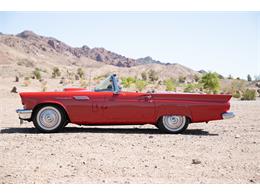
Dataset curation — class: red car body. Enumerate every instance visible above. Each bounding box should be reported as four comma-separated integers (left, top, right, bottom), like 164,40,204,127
19,90,231,125
16,74,234,133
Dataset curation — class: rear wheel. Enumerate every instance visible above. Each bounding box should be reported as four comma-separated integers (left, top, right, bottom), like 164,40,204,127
33,105,66,133
157,115,189,134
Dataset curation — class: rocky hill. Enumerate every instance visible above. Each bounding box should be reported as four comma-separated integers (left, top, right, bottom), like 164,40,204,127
0,30,199,79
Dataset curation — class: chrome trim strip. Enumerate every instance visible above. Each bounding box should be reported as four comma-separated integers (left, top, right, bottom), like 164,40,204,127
16,109,32,120
222,112,235,119
73,96,90,100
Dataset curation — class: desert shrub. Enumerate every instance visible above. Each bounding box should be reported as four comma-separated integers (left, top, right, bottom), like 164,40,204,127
80,79,88,88
17,59,34,67
148,70,158,82
164,79,176,91
135,80,147,92
194,74,200,82
200,72,220,94
141,71,147,81
183,83,202,93
52,67,61,78
232,91,241,98
184,84,195,93
32,68,41,80
178,75,186,83
77,68,85,79
231,80,245,94
241,89,256,100
121,77,136,88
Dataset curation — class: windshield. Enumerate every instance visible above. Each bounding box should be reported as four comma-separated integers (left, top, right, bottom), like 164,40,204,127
94,75,113,92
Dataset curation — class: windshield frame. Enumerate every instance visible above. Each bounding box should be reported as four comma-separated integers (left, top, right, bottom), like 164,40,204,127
94,74,120,94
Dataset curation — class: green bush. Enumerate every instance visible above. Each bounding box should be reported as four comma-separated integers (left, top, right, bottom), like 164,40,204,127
141,72,147,81
77,68,85,79
135,80,147,92
52,67,61,78
164,79,176,91
178,75,186,83
193,74,200,82
241,89,256,100
184,84,195,93
232,91,241,98
32,68,41,80
121,77,136,88
148,70,158,82
200,72,220,94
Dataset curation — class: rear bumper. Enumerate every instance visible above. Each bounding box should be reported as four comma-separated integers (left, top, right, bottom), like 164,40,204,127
222,112,235,119
16,109,32,120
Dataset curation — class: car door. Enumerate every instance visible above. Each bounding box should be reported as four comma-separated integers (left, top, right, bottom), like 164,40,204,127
66,91,105,124
102,91,156,124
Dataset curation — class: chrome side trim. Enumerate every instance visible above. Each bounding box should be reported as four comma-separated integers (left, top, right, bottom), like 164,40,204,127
16,109,32,120
73,96,90,100
222,112,235,119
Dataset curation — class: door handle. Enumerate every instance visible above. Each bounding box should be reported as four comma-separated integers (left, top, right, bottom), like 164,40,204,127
73,96,90,100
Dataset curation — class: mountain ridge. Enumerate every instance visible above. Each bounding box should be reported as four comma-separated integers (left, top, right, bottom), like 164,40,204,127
0,30,199,79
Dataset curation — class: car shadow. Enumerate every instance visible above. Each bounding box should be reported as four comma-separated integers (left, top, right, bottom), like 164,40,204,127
0,127,218,136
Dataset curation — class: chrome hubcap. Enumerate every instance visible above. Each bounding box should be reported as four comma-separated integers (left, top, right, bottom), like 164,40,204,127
36,106,61,131
162,115,186,132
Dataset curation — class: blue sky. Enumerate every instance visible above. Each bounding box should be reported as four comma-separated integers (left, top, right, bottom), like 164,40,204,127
0,12,259,79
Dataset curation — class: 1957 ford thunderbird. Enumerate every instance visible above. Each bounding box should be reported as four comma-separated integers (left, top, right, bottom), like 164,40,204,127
16,74,235,133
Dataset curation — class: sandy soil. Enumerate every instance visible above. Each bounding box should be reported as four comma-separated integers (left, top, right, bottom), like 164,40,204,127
0,78,260,184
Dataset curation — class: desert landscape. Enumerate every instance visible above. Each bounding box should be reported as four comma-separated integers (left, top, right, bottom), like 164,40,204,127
0,31,260,183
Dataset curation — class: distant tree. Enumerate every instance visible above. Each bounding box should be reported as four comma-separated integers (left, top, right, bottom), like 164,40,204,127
247,74,252,82
200,72,220,94
52,67,61,78
148,69,158,82
228,74,233,79
77,68,85,79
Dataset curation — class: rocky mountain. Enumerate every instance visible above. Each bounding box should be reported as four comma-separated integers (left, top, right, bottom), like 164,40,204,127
0,30,200,79
1,30,136,67
136,56,167,65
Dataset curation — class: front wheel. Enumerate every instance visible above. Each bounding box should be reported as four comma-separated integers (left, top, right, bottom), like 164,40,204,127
33,105,66,133
157,115,189,134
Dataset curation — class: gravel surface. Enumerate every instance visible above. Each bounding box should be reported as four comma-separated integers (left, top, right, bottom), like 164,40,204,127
0,92,260,183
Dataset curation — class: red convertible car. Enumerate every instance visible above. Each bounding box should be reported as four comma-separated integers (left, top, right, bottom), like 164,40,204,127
16,74,235,133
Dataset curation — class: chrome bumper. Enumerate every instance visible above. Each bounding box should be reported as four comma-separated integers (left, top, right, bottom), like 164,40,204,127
222,112,235,119
16,109,32,120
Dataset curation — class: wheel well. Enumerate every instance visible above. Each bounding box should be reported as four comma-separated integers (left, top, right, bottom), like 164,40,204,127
32,103,70,122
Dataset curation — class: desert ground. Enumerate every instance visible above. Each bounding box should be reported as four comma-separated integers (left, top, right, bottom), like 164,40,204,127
0,77,260,184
